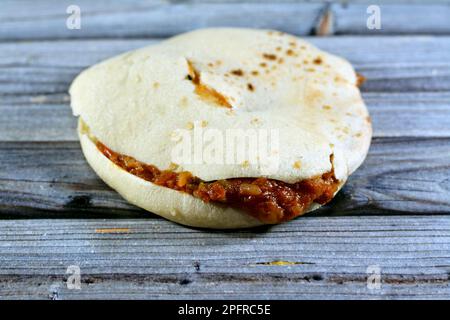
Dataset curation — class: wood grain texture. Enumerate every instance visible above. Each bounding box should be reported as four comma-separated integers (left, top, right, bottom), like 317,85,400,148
0,137,449,218
2,36,449,96
333,3,450,35
1,1,449,41
1,1,449,300
3,91,450,142
1,37,450,141
0,216,448,299
0,1,323,40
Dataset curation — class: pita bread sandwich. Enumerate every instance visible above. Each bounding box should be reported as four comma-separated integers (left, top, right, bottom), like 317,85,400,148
70,28,371,229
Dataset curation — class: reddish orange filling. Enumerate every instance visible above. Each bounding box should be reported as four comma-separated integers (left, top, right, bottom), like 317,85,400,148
97,142,339,223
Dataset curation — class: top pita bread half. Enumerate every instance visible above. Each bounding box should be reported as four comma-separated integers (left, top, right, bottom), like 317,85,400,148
70,28,371,229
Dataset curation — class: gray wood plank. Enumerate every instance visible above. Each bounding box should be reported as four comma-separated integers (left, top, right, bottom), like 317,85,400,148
0,216,448,299
2,91,450,142
0,0,448,301
0,1,323,41
2,37,448,96
1,1,449,41
333,3,450,35
1,37,450,141
0,137,449,218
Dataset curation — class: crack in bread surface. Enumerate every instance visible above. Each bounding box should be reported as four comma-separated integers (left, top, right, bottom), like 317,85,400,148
186,59,232,108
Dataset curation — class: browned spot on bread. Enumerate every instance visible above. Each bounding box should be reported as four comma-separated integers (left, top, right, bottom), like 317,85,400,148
231,69,244,76
179,96,188,107
286,49,294,56
305,88,324,105
313,57,323,65
250,118,260,125
276,46,281,51
260,62,267,68
278,58,284,64
251,70,259,76
247,83,255,91
263,53,277,60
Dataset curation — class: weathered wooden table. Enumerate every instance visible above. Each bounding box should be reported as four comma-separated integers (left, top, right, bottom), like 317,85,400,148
0,1,449,299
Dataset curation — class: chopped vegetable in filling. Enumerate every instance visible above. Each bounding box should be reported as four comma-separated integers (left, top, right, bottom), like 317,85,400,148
97,142,339,223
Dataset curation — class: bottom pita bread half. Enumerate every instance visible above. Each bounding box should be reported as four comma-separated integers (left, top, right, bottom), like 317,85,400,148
70,28,372,229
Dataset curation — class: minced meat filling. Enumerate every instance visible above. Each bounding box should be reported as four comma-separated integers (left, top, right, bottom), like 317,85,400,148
97,142,339,223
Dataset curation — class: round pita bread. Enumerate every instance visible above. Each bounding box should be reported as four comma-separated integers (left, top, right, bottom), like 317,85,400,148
70,28,371,228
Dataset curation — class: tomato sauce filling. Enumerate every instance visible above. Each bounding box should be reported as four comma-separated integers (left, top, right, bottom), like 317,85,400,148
97,142,339,223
